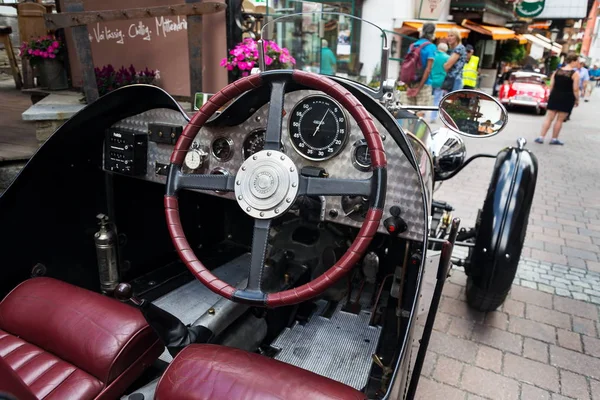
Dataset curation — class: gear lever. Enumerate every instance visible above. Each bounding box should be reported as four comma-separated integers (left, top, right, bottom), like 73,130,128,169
115,283,213,356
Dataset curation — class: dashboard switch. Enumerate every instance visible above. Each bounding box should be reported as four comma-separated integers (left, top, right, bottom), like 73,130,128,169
390,206,402,217
384,215,408,236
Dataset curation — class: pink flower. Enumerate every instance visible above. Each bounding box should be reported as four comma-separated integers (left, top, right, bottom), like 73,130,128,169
246,61,255,69
236,53,245,61
265,55,273,66
269,41,281,52
220,58,228,67
52,41,59,48
238,61,248,70
33,49,41,56
226,64,234,71
49,53,56,59
41,52,48,58
241,71,249,77
28,49,33,55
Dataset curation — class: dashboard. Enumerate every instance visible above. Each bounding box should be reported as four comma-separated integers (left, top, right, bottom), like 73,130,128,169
106,90,432,241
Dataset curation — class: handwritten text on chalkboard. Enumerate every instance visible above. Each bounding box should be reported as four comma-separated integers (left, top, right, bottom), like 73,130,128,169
88,16,188,44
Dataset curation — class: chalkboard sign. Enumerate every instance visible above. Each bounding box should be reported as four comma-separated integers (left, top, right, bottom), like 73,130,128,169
62,0,192,96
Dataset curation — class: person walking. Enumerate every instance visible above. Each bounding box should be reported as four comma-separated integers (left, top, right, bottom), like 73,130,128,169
430,42,450,122
534,52,580,145
462,44,479,89
399,22,437,107
443,28,467,92
320,39,337,76
591,64,600,87
578,59,591,102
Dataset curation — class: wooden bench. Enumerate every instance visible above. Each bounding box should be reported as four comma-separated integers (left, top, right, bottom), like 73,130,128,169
0,26,23,89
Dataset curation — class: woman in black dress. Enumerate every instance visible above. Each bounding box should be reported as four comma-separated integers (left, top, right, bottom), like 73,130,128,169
535,53,580,145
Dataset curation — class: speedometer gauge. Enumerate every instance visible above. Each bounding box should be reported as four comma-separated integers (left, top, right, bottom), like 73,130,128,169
289,96,348,161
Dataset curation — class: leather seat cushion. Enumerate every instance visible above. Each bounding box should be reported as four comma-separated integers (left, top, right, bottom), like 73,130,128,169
155,344,367,400
0,277,161,384
0,329,103,400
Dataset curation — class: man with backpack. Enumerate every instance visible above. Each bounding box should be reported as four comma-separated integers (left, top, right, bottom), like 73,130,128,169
399,22,437,107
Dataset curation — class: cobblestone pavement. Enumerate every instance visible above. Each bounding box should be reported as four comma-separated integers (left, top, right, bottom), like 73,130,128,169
415,92,600,399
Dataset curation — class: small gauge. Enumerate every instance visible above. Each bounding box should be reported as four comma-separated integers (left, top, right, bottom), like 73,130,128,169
243,129,266,160
185,148,207,170
242,129,285,159
211,137,234,161
351,139,372,172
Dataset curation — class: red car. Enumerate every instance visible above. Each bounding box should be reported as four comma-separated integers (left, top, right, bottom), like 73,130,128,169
498,71,549,115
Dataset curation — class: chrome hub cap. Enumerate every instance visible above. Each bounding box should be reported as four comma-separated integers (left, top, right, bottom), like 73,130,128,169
235,150,299,219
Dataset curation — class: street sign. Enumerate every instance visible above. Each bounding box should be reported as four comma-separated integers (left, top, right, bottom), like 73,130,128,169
516,0,546,18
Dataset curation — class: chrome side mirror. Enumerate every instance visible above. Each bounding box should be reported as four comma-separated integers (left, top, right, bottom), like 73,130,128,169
439,89,508,138
430,128,466,181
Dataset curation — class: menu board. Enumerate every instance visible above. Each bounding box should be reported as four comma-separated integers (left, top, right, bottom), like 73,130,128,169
61,0,192,96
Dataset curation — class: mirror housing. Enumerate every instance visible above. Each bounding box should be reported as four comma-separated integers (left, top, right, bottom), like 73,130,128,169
439,89,508,138
429,128,466,181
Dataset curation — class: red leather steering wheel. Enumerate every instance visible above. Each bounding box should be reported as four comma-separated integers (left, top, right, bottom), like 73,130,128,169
165,70,387,307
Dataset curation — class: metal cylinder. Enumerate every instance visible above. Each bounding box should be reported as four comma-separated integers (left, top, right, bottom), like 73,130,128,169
94,214,119,294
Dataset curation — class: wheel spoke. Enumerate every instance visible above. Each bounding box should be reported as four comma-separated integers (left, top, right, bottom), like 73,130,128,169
247,218,271,291
264,80,287,151
298,176,372,197
175,171,235,192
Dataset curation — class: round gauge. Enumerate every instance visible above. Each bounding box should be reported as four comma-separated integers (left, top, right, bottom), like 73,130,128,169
185,149,204,170
351,139,372,172
211,137,234,161
243,129,266,160
242,129,285,160
288,96,348,161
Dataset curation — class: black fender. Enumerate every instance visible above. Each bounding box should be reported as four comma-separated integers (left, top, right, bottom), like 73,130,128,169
468,146,538,293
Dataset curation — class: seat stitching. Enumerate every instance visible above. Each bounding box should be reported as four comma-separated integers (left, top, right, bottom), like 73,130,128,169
40,367,78,400
13,350,43,371
6,294,123,340
0,341,27,359
27,359,60,386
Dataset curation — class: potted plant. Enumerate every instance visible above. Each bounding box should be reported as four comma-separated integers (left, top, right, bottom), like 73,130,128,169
220,37,296,80
19,35,68,90
94,64,158,96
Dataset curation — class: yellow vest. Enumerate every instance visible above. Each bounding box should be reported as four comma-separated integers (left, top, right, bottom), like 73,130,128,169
463,55,479,87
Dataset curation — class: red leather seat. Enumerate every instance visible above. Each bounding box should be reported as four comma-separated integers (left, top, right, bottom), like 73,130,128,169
0,277,163,400
155,344,367,400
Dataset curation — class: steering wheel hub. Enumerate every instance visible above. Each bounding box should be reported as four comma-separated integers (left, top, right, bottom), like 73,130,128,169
235,150,299,219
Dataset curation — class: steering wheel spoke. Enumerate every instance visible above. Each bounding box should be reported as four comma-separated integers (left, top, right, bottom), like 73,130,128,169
263,79,288,151
169,166,235,194
246,218,271,292
298,175,372,197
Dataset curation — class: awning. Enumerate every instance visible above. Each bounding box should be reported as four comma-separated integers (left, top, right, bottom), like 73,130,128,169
515,34,528,45
395,20,470,39
522,34,562,54
461,20,516,40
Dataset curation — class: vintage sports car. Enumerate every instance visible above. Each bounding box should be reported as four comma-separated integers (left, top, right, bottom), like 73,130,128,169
0,12,537,400
498,71,549,115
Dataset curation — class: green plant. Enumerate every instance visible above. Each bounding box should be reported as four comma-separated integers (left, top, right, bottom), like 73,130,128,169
548,55,560,72
498,41,526,64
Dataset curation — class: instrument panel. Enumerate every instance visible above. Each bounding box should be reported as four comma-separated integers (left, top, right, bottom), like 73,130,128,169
108,90,431,242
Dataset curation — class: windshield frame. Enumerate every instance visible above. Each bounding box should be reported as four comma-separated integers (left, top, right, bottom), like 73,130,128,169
257,11,390,99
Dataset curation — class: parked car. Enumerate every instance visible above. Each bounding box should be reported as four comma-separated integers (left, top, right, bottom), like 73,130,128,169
498,71,549,115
